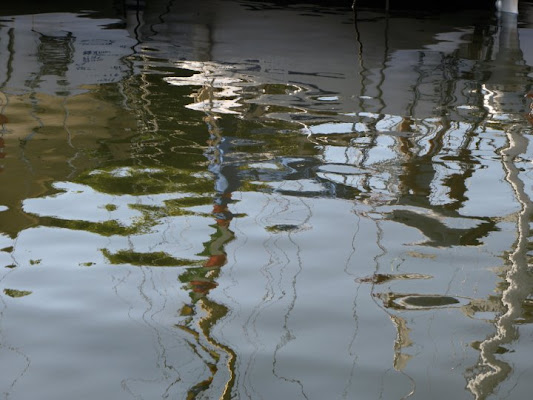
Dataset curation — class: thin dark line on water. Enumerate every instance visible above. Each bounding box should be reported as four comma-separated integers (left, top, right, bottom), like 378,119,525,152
377,13,389,116
369,212,416,399
0,28,14,137
241,192,288,400
342,204,362,398
0,27,14,91
0,236,30,400
60,96,82,178
271,187,312,400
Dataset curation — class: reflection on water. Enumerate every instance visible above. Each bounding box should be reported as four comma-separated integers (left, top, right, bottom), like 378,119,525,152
1,0,533,399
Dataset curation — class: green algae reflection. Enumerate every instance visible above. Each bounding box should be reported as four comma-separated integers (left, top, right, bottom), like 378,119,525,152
102,248,202,267
41,217,147,237
78,167,213,196
3,288,32,298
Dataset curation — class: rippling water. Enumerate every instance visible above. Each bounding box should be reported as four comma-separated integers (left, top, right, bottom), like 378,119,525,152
1,1,533,399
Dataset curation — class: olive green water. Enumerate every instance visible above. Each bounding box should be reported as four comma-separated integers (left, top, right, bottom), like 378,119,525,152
1,1,533,399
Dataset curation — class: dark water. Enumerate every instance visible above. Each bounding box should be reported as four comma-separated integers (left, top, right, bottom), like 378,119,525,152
1,1,533,399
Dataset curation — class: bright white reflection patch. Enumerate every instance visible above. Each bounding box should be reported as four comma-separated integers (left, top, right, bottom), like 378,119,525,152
89,167,165,177
248,162,282,170
22,182,187,224
307,122,368,135
164,61,247,115
318,164,363,175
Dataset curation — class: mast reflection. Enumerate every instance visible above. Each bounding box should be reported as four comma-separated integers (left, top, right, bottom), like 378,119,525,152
355,8,533,399
173,64,239,399
465,12,533,400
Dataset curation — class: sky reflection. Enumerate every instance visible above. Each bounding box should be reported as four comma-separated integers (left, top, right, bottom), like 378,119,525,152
0,1,533,399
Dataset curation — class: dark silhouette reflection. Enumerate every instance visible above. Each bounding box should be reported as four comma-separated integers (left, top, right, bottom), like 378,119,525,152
35,33,74,82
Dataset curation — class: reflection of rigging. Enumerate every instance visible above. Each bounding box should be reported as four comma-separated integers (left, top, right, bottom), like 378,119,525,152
353,11,498,245
0,23,78,398
466,124,533,400
120,4,238,397
0,27,13,170
355,8,533,400
175,68,238,399
466,12,533,400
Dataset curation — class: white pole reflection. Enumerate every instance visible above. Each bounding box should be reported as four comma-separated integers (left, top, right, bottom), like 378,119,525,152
468,12,533,399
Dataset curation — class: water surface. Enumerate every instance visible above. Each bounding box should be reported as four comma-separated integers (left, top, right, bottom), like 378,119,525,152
1,1,533,399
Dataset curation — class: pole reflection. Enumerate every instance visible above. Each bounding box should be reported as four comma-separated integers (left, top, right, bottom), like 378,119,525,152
466,12,533,400
174,63,239,399
355,7,533,399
